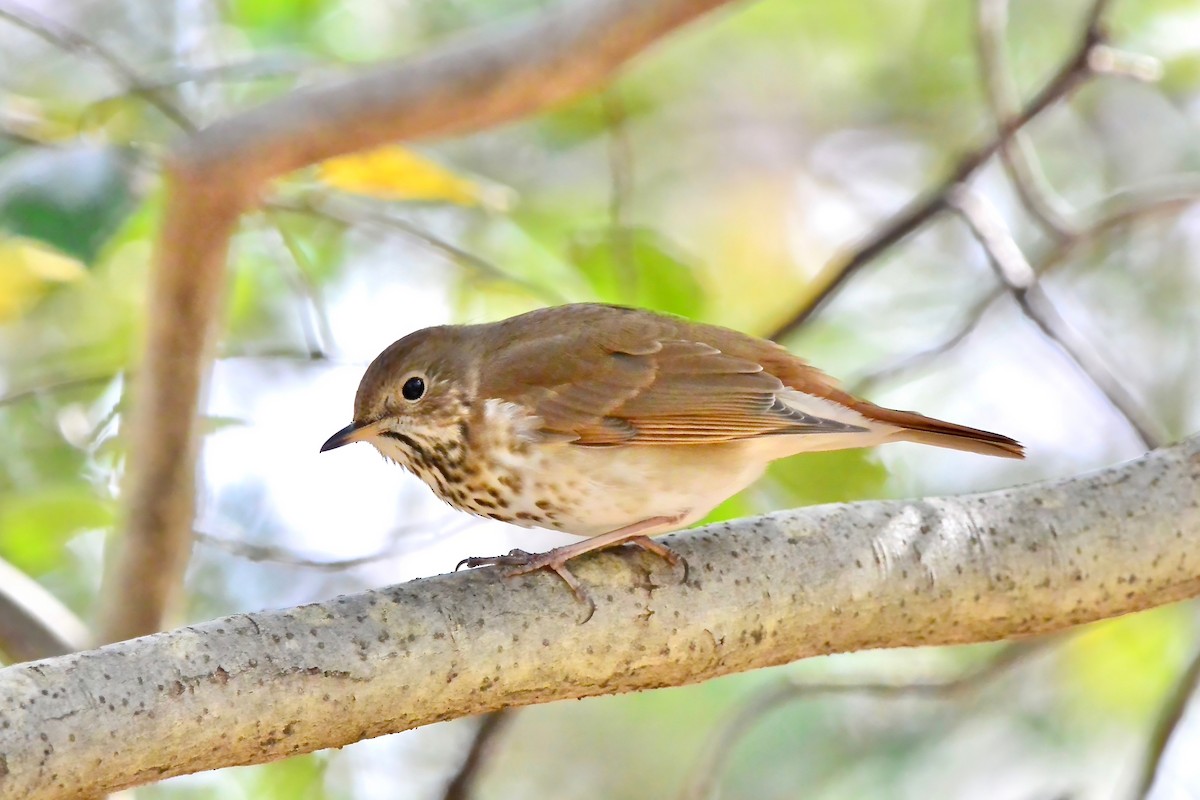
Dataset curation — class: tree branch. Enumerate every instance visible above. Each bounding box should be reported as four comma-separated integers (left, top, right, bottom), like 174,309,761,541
0,557,89,664
99,0,740,643
768,0,1107,341
3,436,1198,797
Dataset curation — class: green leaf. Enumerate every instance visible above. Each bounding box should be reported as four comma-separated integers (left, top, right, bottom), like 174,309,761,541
763,448,890,507
0,485,114,574
569,227,705,318
226,0,332,44
0,144,138,265
699,449,890,528
240,754,329,800
1062,604,1194,723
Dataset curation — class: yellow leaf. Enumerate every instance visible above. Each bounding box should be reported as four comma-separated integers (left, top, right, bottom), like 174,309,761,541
0,237,86,322
318,146,512,209
1060,604,1192,721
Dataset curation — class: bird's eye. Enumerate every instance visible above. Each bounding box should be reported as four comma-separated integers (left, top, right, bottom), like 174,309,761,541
401,376,426,401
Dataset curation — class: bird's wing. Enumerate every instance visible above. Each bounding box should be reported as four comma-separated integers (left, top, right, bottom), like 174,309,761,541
482,322,867,446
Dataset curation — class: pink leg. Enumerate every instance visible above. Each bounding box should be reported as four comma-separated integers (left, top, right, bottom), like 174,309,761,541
457,514,688,621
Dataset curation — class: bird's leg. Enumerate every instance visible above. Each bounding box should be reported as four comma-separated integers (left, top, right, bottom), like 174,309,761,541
457,514,688,620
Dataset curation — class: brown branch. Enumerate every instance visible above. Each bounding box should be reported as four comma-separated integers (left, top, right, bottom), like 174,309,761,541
94,0,737,643
441,710,518,800
950,186,1166,449
768,0,1109,341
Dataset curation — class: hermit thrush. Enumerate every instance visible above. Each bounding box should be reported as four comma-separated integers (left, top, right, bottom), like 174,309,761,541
321,303,1022,617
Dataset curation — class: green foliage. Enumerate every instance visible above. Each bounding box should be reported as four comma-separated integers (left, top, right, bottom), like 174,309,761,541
1061,604,1195,723
239,754,331,800
0,484,113,574
702,448,889,527
224,0,332,44
569,227,706,318
0,144,138,265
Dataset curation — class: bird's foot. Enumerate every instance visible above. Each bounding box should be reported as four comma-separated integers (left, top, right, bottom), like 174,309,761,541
458,546,595,622
456,538,686,624
630,536,689,585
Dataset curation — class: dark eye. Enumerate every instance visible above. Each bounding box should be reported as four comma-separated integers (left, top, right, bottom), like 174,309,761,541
402,376,425,401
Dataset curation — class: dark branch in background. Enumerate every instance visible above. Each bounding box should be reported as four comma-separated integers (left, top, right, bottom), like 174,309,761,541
0,556,89,664
769,0,1116,340
1135,642,1200,799
949,187,1166,449
680,638,1060,800
441,710,517,800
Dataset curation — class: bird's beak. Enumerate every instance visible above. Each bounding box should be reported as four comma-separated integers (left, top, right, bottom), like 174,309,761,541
320,422,375,452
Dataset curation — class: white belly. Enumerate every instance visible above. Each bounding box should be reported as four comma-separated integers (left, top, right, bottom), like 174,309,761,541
484,440,768,537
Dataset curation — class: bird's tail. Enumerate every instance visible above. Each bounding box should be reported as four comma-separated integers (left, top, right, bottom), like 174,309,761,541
871,407,1025,459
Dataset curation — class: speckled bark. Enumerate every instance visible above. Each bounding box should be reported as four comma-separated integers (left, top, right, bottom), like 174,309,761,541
3,437,1198,797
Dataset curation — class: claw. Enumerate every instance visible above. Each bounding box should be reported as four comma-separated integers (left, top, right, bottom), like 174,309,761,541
454,514,688,622
456,546,597,621
631,536,689,584
457,549,534,571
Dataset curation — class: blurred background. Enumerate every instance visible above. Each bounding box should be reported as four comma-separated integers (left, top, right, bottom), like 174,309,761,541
2,0,1200,797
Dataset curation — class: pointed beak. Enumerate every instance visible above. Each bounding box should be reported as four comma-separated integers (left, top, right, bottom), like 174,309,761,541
320,422,373,453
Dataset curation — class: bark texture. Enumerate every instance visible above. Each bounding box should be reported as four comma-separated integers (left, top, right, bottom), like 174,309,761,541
4,436,1198,797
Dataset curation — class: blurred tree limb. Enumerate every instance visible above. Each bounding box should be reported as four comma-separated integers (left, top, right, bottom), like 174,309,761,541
1,436,1197,797
95,0,740,643
0,556,89,664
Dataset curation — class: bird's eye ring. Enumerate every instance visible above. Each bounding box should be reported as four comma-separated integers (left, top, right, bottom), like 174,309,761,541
401,375,426,402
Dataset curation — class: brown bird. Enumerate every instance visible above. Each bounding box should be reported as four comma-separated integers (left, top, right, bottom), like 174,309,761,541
321,303,1023,616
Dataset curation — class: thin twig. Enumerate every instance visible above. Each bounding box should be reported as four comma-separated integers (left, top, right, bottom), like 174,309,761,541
976,0,1079,238
950,186,1165,449
441,710,518,800
848,292,996,395
261,210,337,359
769,0,1109,341
603,88,637,297
194,531,404,572
681,639,1056,800
855,176,1200,394
0,0,194,130
272,194,569,305
1134,640,1200,799
0,373,121,408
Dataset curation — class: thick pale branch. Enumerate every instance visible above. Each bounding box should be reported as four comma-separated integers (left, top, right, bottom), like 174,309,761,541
175,0,737,180
5,436,1199,798
102,0,738,642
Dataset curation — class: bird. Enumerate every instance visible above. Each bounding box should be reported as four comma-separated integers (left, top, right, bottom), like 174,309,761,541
321,302,1023,618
